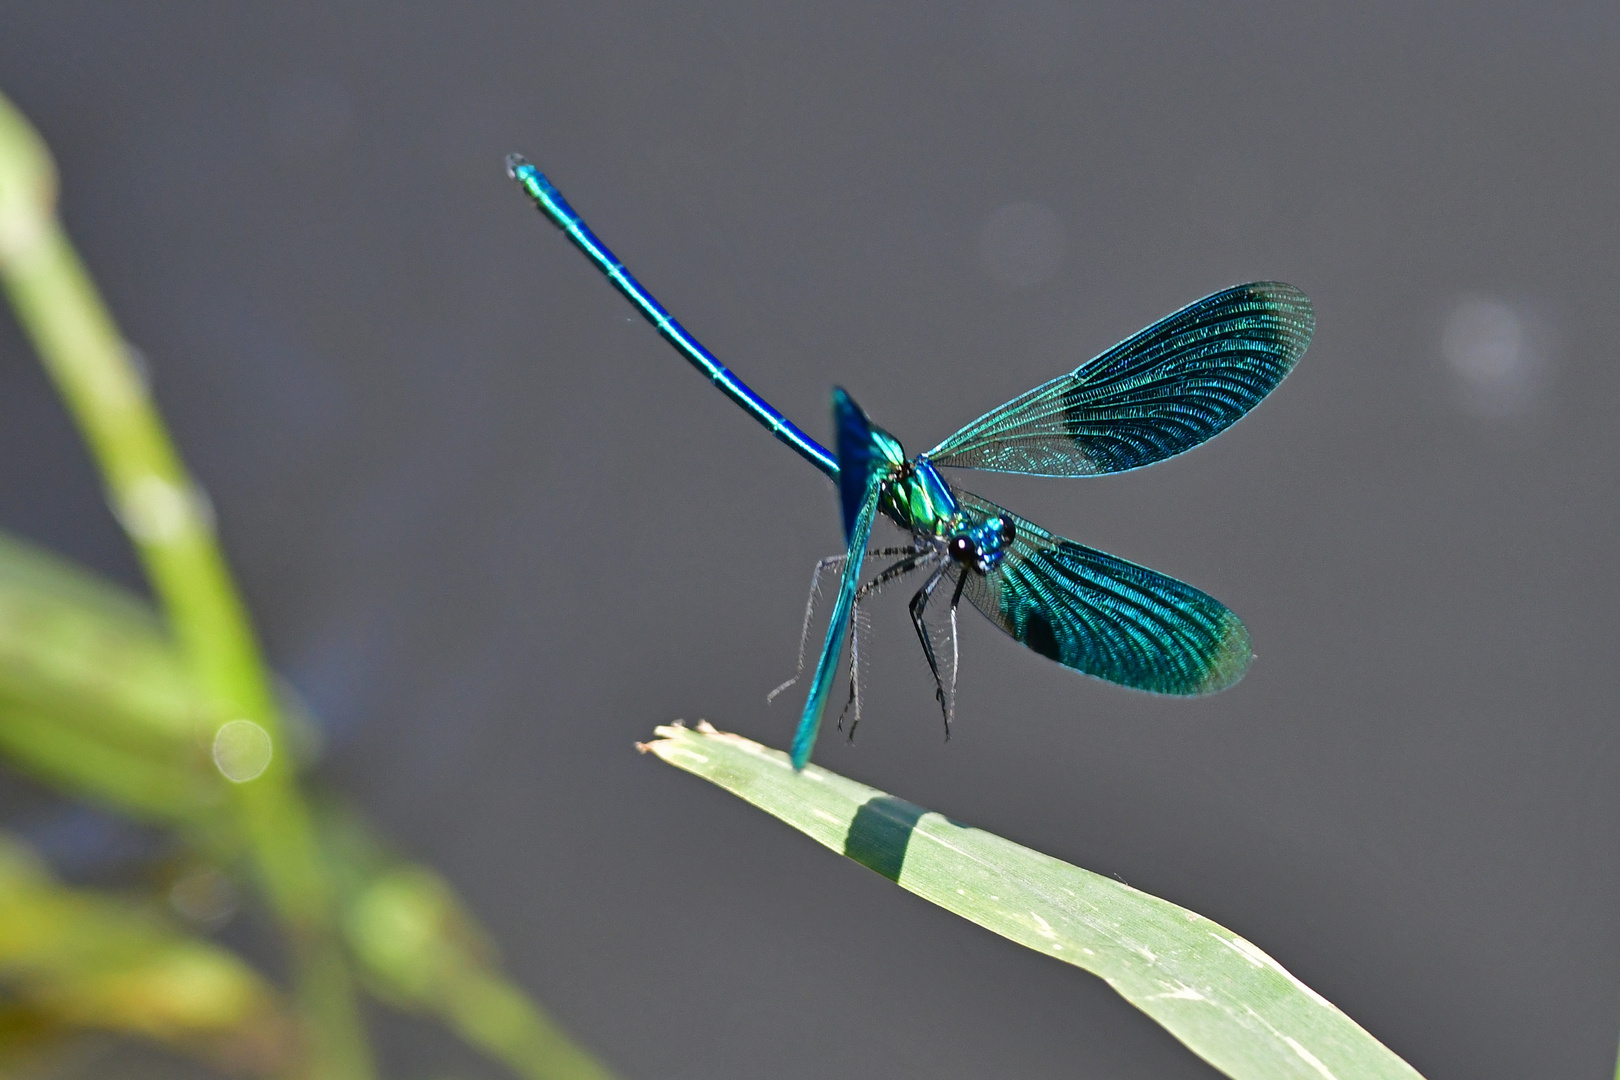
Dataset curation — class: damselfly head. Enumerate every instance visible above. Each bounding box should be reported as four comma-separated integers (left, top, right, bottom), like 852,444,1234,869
948,514,1015,574
504,152,532,179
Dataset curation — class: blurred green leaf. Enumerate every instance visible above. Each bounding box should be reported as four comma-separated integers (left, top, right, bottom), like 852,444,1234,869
0,833,294,1073
0,704,218,821
644,722,1426,1080
0,531,202,747
0,530,331,832
321,805,617,1080
0,531,222,824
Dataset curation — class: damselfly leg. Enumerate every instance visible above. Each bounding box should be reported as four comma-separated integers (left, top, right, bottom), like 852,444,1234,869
768,547,916,704
836,549,939,739
910,567,969,738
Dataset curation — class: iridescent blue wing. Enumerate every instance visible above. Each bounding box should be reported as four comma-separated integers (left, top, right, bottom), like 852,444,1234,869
792,388,891,769
955,493,1251,694
792,478,879,769
927,283,1313,476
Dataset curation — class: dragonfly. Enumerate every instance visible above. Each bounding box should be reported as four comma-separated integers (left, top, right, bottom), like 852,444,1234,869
507,154,1314,769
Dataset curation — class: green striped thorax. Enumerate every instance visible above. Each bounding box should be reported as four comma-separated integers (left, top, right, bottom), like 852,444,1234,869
834,388,1014,575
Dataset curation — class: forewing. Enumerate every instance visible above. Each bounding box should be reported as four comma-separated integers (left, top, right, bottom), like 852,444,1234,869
928,282,1313,476
955,494,1251,694
791,480,881,769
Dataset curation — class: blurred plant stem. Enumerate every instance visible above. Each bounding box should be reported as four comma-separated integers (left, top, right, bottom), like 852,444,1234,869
325,807,615,1080
0,92,373,1079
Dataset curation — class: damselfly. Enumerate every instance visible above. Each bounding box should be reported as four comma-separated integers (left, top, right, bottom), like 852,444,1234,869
508,155,1313,769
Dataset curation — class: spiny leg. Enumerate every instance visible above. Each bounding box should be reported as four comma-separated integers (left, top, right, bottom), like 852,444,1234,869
836,604,870,737
769,548,916,703
768,554,843,704
839,550,935,740
855,550,934,603
907,565,953,736
912,576,963,738
946,570,968,723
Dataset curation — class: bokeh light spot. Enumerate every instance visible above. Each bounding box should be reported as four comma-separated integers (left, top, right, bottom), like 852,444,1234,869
1441,296,1547,417
115,475,199,542
169,865,239,928
212,719,272,783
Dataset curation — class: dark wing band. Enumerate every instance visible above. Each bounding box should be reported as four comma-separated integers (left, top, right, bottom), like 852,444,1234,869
955,493,1251,695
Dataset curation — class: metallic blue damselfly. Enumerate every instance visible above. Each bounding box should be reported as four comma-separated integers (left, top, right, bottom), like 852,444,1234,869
508,154,1313,769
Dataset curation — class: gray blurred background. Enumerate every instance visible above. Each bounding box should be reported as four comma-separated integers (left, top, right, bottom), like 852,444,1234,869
1,3,1616,1078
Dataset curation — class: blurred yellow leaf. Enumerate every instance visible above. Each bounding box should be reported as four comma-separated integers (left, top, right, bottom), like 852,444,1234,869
0,834,294,1072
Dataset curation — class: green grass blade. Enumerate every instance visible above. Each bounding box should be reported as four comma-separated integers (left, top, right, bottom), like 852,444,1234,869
642,722,1424,1080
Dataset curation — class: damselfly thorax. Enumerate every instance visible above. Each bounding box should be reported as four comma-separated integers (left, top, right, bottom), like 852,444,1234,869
878,452,1015,575
852,409,1016,574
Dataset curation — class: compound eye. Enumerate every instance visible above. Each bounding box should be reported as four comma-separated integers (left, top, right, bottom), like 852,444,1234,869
999,519,1016,546
950,536,974,561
